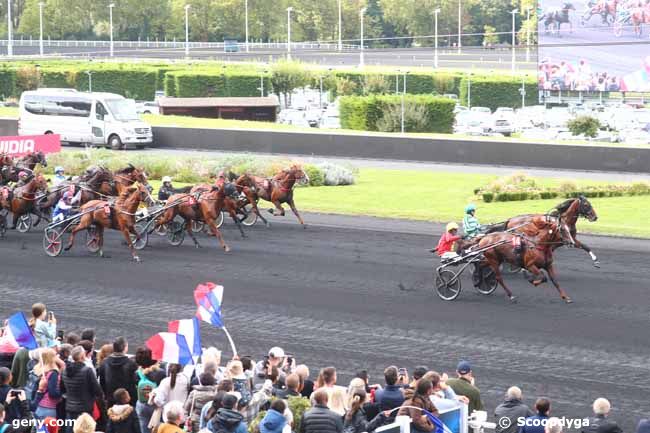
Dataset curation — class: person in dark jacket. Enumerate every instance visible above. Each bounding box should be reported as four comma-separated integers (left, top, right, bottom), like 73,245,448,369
519,398,551,433
344,389,370,433
300,389,343,433
0,367,22,425
106,388,141,433
0,390,33,433
62,347,104,426
296,365,314,399
637,419,650,433
447,361,483,415
494,387,533,433
207,394,247,433
260,400,287,433
374,367,404,411
580,398,622,433
275,374,301,400
134,347,165,433
99,337,138,408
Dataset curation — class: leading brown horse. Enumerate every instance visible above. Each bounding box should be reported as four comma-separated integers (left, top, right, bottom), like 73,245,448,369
479,216,575,303
64,184,151,261
0,174,49,230
242,165,309,228
0,154,14,185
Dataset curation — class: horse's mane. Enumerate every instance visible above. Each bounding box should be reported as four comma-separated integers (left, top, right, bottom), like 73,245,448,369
549,198,576,216
115,164,136,175
86,170,113,189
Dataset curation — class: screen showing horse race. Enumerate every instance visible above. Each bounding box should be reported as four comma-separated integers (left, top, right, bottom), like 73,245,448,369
538,0,650,92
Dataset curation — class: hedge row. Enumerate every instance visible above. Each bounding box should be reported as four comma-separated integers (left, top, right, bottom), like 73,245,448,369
165,70,272,98
326,70,463,98
339,94,456,133
459,75,538,112
0,69,16,99
481,183,650,202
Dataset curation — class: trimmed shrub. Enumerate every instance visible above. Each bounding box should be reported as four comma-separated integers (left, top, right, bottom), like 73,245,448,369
459,75,537,111
568,115,601,138
169,70,272,98
339,94,455,133
0,68,16,99
315,162,356,186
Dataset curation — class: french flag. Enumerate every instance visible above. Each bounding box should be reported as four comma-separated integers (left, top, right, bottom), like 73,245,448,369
168,318,202,358
4,312,38,350
193,283,224,327
146,332,193,366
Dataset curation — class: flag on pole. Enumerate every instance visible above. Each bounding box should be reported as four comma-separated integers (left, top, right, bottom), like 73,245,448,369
193,282,224,327
145,332,193,366
168,318,202,358
6,312,38,350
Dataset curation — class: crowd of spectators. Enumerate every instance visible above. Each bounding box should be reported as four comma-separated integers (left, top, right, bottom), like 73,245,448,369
538,59,621,92
0,303,648,433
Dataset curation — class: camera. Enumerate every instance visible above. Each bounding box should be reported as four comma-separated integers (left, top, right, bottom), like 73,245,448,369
57,330,64,340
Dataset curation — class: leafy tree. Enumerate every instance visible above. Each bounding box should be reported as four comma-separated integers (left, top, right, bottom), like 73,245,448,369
568,116,601,138
376,102,428,132
482,25,498,46
270,60,312,107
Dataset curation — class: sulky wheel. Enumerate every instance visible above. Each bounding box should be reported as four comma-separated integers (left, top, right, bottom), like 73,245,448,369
475,266,498,295
16,214,33,233
191,221,205,233
166,220,185,246
85,225,101,253
43,226,64,257
132,222,149,251
435,269,461,301
239,204,258,226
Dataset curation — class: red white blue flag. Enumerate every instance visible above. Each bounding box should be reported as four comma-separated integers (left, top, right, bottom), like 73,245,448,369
6,312,38,350
146,332,193,366
168,318,202,358
193,282,224,327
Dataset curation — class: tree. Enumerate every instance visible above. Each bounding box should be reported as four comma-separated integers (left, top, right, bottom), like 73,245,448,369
376,102,428,132
568,116,601,138
271,60,313,107
482,25,498,47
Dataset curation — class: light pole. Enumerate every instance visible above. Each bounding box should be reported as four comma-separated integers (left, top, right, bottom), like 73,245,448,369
359,7,366,68
401,71,409,134
526,7,532,63
184,4,191,57
259,69,267,97
86,71,93,92
520,75,526,108
466,73,472,108
319,75,324,109
338,0,342,52
286,7,293,60
38,1,44,57
433,8,440,68
7,0,13,57
109,3,115,57
457,0,461,54
395,69,400,94
511,8,518,75
245,0,249,52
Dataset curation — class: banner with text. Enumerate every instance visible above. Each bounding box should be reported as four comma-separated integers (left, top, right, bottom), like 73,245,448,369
0,134,61,157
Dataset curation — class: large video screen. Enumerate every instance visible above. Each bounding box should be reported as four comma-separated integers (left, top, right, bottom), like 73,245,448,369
538,0,650,92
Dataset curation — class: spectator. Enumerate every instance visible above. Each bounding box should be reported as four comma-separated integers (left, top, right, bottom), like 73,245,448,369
134,347,165,433
97,344,114,369
447,361,483,414
545,417,563,433
422,372,466,412
62,346,103,427
344,388,370,433
34,348,63,420
99,337,138,407
9,348,29,389
57,345,73,369
520,398,551,433
260,399,288,433
200,391,226,430
276,373,301,400
296,365,314,398
80,329,97,367
636,419,650,433
227,360,251,407
190,361,218,388
241,379,274,424
241,357,254,385
300,389,343,433
192,348,225,386
73,413,96,433
206,394,247,433
157,401,185,433
581,398,622,433
0,367,22,425
65,333,80,347
28,303,57,348
153,364,189,410
328,386,346,417
217,379,233,393
494,387,533,433
0,390,32,433
374,367,405,411
184,373,218,433
411,367,428,387
106,388,141,433
254,347,286,389
397,379,438,433
77,341,94,371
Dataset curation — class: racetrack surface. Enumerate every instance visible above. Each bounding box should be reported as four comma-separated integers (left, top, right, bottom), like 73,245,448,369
0,213,648,427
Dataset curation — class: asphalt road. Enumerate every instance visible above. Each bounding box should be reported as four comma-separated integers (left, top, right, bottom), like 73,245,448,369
0,212,648,428
1,45,537,71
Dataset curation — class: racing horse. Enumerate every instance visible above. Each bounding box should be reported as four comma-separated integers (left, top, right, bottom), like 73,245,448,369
543,2,576,35
486,196,600,267
234,173,270,227
0,174,49,232
241,165,309,228
189,174,247,239
582,0,618,25
0,154,14,185
479,216,576,303
64,184,151,261
16,151,48,171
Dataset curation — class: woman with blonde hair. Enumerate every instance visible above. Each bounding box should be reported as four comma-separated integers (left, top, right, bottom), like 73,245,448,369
34,348,63,420
344,388,371,433
28,303,57,348
96,344,113,368
328,385,347,417
346,378,366,409
73,413,96,433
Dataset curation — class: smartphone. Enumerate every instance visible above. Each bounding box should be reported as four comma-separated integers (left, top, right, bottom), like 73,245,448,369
398,368,407,376
57,330,64,340
10,389,21,397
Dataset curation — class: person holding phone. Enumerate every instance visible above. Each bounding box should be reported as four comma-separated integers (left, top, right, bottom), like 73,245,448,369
27,303,58,348
0,367,33,428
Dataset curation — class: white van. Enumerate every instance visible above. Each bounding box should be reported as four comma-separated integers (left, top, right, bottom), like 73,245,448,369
19,89,153,149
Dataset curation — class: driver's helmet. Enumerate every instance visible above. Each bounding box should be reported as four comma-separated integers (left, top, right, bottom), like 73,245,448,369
62,191,72,200
54,166,65,174
162,176,172,184
446,222,459,232
465,204,477,214
18,171,29,180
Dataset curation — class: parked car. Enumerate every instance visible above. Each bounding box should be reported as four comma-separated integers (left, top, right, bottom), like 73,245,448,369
470,106,492,114
135,101,160,115
319,116,341,129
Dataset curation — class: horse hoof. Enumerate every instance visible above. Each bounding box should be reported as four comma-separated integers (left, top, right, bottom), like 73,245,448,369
593,261,601,268
265,222,271,228
564,297,573,304
223,245,231,253
509,296,518,304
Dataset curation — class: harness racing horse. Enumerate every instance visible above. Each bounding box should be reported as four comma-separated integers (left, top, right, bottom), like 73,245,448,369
64,184,152,261
479,216,576,303
0,174,49,232
244,165,309,228
0,154,14,185
16,152,48,171
543,2,576,35
234,173,270,227
486,196,600,267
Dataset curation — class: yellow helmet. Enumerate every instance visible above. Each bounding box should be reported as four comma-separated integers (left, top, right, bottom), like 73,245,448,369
446,222,459,232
